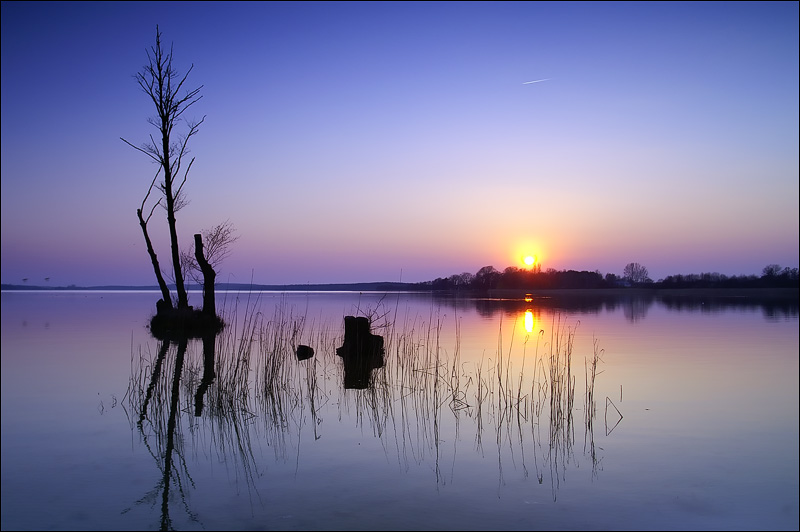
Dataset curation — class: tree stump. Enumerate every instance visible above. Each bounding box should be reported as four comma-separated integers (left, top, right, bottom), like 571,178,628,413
336,316,384,389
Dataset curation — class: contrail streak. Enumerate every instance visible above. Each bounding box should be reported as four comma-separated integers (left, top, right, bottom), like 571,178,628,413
522,78,551,84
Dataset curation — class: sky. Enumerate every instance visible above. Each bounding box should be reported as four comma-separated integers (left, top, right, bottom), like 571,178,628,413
2,1,798,287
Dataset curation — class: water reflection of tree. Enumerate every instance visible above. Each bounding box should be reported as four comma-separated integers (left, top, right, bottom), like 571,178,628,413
125,336,200,530
430,290,798,322
125,295,621,527
622,296,650,322
658,293,799,319
454,293,656,323
125,325,264,531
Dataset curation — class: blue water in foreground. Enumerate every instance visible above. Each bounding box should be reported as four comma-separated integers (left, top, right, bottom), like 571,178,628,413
1,290,798,531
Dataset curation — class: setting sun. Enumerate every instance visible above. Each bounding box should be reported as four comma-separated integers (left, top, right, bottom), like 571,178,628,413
512,240,545,270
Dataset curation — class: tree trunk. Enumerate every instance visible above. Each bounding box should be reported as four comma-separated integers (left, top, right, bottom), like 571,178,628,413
194,332,217,416
137,208,173,310
194,233,216,318
162,336,187,531
163,154,189,310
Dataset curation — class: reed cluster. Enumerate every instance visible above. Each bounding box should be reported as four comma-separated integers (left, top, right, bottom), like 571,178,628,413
127,293,613,498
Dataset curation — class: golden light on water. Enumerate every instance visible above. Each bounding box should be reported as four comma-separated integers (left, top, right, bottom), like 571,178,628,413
524,309,534,333
519,304,541,336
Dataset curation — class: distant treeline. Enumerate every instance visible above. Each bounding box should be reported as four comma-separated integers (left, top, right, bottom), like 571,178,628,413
417,264,800,291
3,265,797,294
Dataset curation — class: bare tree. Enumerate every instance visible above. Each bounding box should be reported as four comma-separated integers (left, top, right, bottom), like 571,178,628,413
623,262,650,284
762,264,782,277
181,220,239,284
122,26,204,311
474,265,501,290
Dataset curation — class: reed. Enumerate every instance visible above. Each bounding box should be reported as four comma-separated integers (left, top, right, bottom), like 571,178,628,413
585,335,604,424
128,294,616,504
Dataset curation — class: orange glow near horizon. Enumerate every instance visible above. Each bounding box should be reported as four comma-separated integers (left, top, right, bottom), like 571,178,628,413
511,239,545,270
519,252,541,270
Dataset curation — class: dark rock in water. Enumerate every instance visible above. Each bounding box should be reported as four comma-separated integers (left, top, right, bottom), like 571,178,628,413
296,344,314,361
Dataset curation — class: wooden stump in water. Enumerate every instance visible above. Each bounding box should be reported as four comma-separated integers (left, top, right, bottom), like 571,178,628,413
336,316,384,389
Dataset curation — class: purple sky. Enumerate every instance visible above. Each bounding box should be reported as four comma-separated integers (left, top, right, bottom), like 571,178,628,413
2,1,798,286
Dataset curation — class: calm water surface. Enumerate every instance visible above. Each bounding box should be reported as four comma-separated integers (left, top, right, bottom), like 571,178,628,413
1,290,797,531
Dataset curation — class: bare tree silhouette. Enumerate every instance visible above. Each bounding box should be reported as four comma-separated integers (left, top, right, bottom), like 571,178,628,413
122,25,204,312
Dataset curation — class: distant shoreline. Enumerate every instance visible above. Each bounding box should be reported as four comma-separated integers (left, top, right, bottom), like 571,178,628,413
0,281,419,292
487,287,799,299
2,283,796,300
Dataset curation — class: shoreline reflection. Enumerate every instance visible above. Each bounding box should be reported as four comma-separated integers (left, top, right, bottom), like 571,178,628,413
431,291,798,322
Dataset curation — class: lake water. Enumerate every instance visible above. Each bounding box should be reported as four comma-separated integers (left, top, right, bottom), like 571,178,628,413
1,290,797,531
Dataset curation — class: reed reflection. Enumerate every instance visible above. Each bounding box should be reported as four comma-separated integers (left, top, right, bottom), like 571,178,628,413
126,295,620,526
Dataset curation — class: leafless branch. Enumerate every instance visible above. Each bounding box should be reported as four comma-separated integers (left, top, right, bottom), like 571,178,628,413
181,248,202,285
120,137,161,164
140,166,163,219
174,156,194,202
202,220,239,270
145,200,162,223
183,220,239,281
172,117,204,179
